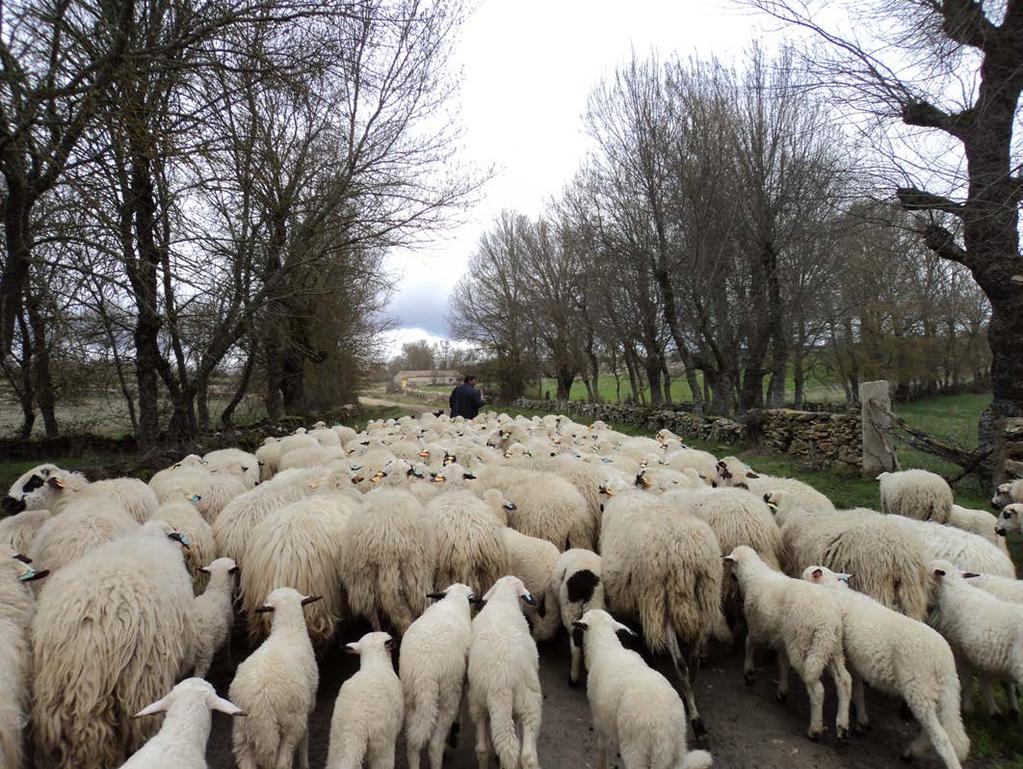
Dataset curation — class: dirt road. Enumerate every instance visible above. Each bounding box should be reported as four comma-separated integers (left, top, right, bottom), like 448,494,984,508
203,627,964,769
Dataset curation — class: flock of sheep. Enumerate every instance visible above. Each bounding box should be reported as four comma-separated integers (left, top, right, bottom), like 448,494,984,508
1,410,1023,769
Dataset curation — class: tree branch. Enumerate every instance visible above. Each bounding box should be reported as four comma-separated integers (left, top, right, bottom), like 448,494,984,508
896,186,965,216
901,100,970,139
920,221,970,265
941,0,997,49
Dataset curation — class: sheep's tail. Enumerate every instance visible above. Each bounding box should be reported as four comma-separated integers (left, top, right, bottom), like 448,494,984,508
486,688,520,769
683,749,714,769
326,728,368,769
379,561,415,633
937,668,970,761
405,677,440,754
232,689,280,765
531,586,561,641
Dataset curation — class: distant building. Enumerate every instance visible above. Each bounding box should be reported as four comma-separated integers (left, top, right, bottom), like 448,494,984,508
393,370,461,388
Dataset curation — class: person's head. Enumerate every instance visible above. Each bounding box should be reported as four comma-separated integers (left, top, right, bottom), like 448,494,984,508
463,374,477,385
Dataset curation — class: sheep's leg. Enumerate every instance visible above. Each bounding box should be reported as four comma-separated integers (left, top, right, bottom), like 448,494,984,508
665,633,707,745
275,731,299,769
298,728,309,769
776,650,790,702
569,634,583,687
470,696,491,769
1006,683,1020,718
979,676,1003,717
368,740,396,769
429,683,463,769
958,660,974,713
595,733,611,769
902,706,963,769
518,692,543,769
852,674,870,732
829,658,852,741
743,632,756,685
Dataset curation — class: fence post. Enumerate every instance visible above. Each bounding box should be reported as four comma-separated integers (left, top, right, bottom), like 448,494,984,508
860,381,899,478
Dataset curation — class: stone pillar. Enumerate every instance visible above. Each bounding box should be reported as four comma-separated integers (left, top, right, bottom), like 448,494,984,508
993,418,1023,488
860,381,899,478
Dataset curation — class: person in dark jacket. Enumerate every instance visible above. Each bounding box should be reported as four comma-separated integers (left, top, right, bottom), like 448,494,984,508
449,375,485,419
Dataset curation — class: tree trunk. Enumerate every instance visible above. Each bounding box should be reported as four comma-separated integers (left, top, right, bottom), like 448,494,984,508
555,368,574,400
623,344,642,404
221,352,256,429
25,284,58,437
0,184,31,357
661,359,673,405
645,360,663,407
14,310,35,439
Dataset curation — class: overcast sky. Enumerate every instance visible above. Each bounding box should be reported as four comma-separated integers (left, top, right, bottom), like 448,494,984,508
383,0,785,355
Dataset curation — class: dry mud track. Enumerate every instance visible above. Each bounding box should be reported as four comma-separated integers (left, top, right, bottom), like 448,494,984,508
203,629,976,769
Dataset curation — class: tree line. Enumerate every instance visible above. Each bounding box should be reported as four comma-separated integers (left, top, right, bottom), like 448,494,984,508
0,0,474,445
451,0,1020,430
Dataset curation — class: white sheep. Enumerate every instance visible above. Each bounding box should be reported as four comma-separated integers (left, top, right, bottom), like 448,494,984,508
28,470,159,523
992,479,1023,509
400,583,475,769
229,587,321,769
879,469,953,524
994,502,1023,539
930,560,1023,718
726,545,852,742
241,493,355,649
2,462,61,514
963,571,1023,603
948,504,1007,554
803,565,968,768
326,631,403,769
552,548,604,687
0,508,51,553
886,515,1015,578
279,445,347,472
191,557,238,678
0,544,49,769
155,490,216,593
781,508,929,619
150,465,248,525
467,575,543,769
600,490,722,742
339,488,435,633
426,489,508,596
572,609,713,769
32,521,196,769
27,506,138,577
477,465,594,550
121,678,245,769
202,447,261,489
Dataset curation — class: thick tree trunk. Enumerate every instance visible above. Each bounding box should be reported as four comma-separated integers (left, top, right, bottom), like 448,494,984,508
645,361,663,407
25,285,58,437
14,311,35,439
623,344,642,404
0,185,31,357
661,359,673,405
221,353,256,429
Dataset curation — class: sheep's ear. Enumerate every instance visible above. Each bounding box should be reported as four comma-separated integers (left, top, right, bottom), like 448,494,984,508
384,637,397,651
198,567,211,575
134,694,172,717
962,572,980,579
722,555,736,565
344,642,360,655
613,620,637,637
426,591,447,600
47,476,65,490
229,566,240,576
933,568,946,577
255,605,274,614
168,532,191,549
503,501,517,511
746,471,760,479
208,694,246,716
837,573,853,583
571,620,588,631
301,595,323,606
811,568,823,580
520,590,537,606
13,553,31,564
481,583,498,602
18,567,49,582
463,472,477,480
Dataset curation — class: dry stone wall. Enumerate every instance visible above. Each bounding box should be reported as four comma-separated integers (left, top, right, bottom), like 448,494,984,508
512,398,862,471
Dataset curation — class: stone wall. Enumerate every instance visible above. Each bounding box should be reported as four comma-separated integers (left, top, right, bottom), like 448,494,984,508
512,398,862,471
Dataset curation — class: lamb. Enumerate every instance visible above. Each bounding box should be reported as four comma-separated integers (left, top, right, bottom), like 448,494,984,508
155,490,216,593
27,506,138,578
339,488,435,633
191,557,239,678
467,575,543,769
229,588,321,769
886,515,1015,578
725,546,852,742
326,631,403,769
948,504,1006,553
600,490,722,741
241,494,355,648
496,521,562,641
0,507,51,553
781,508,929,619
879,469,954,524
992,479,1023,509
121,678,245,769
476,465,594,550
572,609,713,769
32,521,196,769
930,560,1023,717
400,583,475,769
426,489,508,596
803,565,968,768
995,502,1023,540
552,548,604,686
0,544,49,769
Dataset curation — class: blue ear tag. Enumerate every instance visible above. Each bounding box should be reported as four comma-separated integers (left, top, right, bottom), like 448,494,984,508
178,533,192,547
837,574,852,584
18,567,38,582
191,495,201,504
